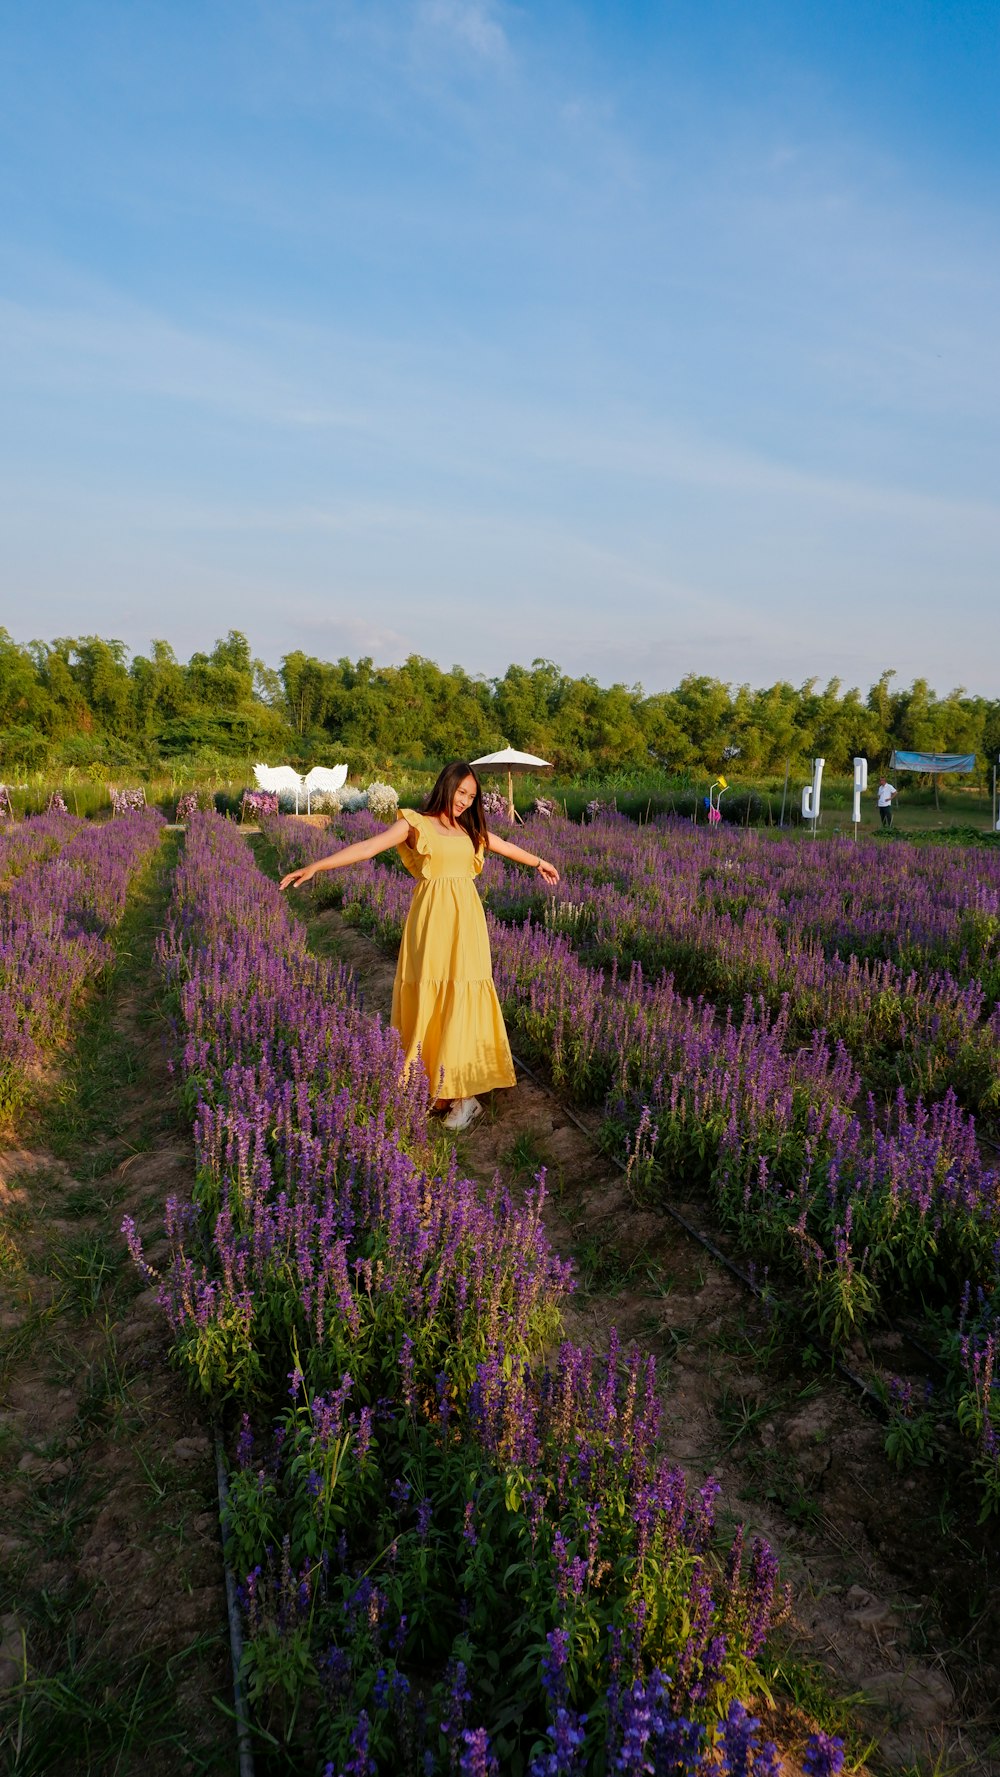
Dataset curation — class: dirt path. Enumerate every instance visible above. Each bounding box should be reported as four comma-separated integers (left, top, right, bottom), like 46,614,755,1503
307,903,999,1776
0,843,231,1775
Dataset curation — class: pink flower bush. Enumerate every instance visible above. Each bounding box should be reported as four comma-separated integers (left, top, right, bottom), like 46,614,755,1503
109,785,147,815
241,788,279,820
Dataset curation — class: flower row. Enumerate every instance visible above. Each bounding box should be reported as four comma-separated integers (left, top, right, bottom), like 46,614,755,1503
129,814,792,1773
264,814,1000,1512
477,813,1000,1118
0,810,165,1116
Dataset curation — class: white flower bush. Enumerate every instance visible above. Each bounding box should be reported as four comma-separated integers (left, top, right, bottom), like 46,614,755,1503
366,781,399,820
543,899,593,935
276,779,397,818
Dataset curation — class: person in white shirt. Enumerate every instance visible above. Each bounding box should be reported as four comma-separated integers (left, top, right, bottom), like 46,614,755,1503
877,777,897,828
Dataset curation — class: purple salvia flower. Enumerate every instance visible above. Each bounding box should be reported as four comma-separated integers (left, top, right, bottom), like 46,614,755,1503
529,1706,589,1777
717,1699,764,1776
441,1659,472,1744
802,1732,845,1777
341,1709,376,1776
541,1627,570,1710
459,1728,498,1777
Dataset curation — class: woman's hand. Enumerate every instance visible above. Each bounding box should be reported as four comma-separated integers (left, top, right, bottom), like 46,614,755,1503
279,864,316,892
485,831,560,885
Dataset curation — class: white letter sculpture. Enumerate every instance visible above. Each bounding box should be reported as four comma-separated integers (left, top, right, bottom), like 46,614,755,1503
801,757,825,834
851,756,868,832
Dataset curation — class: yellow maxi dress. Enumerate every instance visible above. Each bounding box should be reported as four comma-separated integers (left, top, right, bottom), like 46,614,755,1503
391,809,516,1100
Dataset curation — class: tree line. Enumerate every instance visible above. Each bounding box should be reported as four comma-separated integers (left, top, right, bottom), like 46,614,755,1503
1,628,997,781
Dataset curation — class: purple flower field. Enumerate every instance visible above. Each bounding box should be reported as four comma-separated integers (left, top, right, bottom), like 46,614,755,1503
0,809,165,1117
8,802,993,1765
265,810,1000,1521
127,813,798,1772
478,812,1000,1115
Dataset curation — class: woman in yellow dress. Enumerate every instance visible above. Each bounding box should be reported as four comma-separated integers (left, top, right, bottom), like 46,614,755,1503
279,762,560,1131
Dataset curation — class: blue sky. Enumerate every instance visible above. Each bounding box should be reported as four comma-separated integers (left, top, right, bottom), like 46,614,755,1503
1,0,998,694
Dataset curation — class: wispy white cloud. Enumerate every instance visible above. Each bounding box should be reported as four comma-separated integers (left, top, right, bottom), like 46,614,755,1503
415,0,512,68
5,252,999,543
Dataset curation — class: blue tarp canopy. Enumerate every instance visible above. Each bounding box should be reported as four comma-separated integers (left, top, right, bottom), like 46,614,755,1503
890,751,976,773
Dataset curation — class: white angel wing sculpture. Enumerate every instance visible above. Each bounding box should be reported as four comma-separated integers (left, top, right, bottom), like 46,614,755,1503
303,765,348,794
253,764,305,795
253,762,349,812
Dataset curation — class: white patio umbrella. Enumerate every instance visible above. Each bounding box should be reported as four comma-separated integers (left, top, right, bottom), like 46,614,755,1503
470,747,551,821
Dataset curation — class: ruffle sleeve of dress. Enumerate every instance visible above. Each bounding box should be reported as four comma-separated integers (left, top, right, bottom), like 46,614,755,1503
396,810,484,880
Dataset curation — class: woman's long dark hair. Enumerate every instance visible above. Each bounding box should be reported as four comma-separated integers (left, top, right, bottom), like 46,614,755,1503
423,762,489,854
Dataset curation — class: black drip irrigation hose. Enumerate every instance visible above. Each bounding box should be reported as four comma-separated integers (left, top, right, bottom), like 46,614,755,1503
214,1424,256,1777
508,1046,889,1418
509,1050,758,1293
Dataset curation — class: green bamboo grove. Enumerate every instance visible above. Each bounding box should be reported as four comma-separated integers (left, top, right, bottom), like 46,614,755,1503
1,627,998,781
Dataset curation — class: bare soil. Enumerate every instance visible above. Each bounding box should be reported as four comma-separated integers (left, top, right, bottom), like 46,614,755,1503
312,905,1000,1777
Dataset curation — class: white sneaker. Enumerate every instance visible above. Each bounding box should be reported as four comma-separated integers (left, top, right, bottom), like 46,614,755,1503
442,1096,482,1132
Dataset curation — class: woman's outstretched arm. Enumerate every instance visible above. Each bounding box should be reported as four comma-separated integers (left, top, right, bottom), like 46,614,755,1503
279,816,411,891
486,831,560,885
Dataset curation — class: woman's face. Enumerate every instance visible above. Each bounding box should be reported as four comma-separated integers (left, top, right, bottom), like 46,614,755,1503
451,774,478,819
